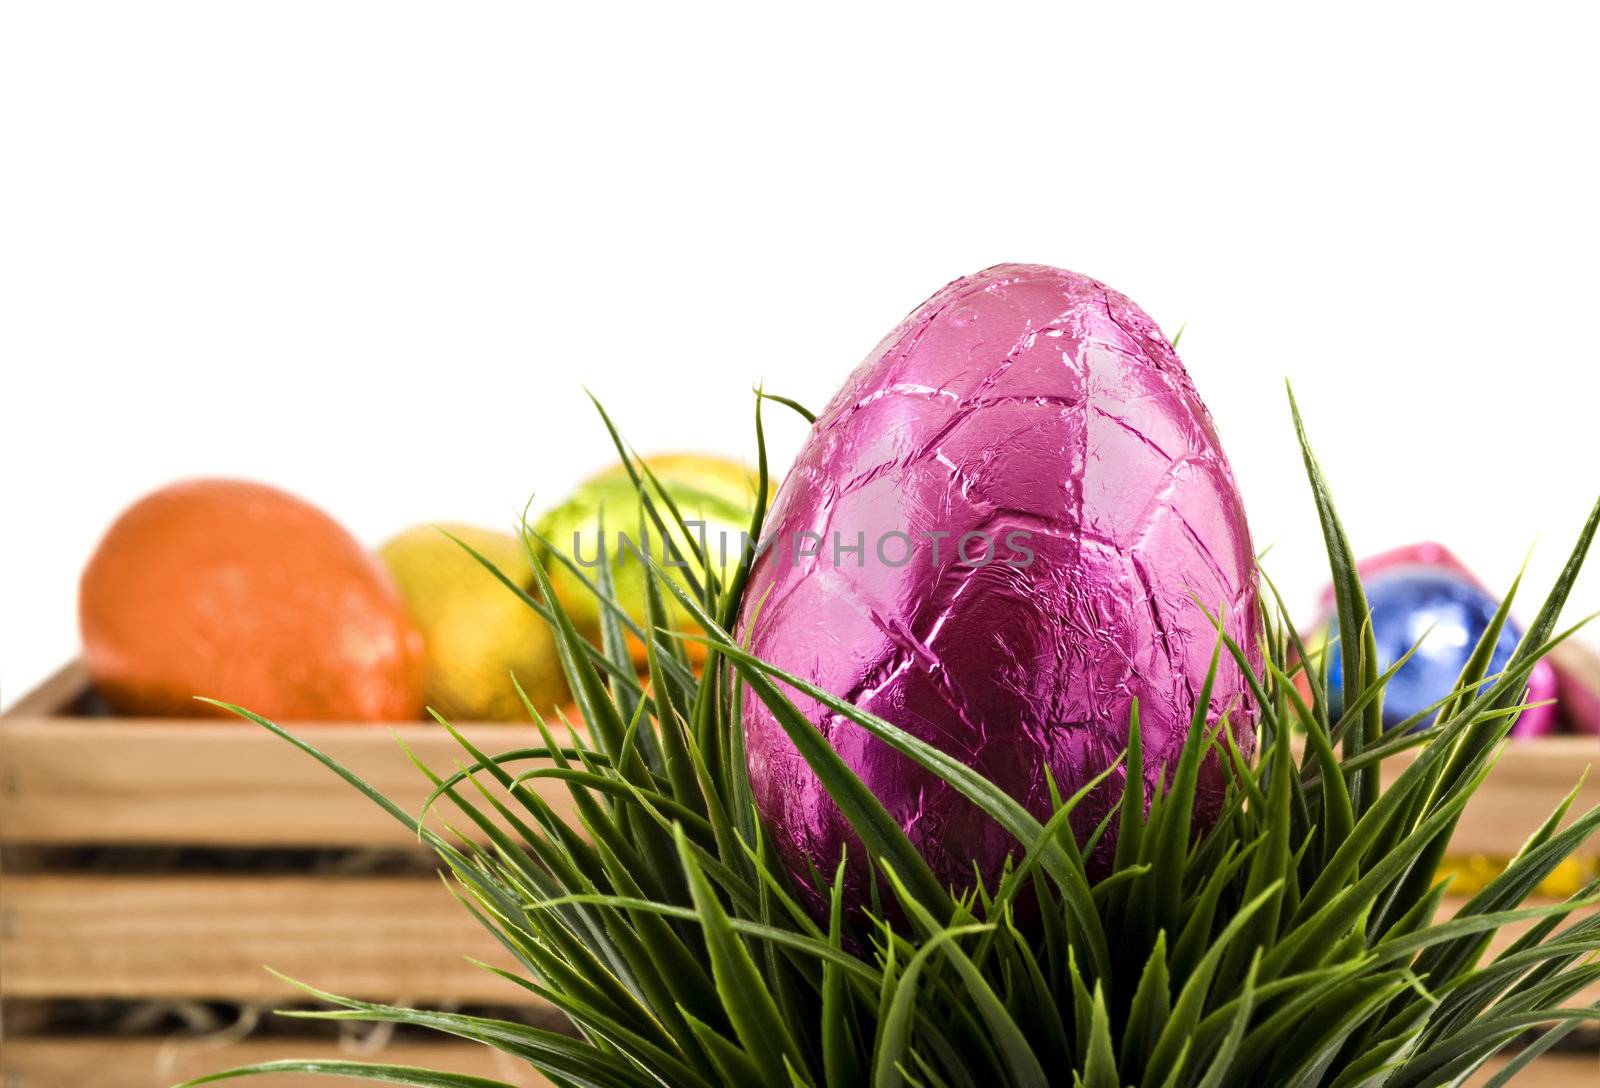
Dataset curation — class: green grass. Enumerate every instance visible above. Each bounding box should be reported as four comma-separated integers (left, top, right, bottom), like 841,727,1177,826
182,386,1600,1088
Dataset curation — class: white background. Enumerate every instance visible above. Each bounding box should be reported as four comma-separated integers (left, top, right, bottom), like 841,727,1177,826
3,4,1598,708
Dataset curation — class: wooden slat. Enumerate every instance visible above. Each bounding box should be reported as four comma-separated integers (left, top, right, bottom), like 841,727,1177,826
4,663,1597,855
1380,738,1600,859
0,1036,553,1088
1,660,92,717
0,1039,1590,1088
0,678,576,847
0,875,523,1003
0,1037,1589,1088
4,868,1593,1010
1470,1049,1599,1086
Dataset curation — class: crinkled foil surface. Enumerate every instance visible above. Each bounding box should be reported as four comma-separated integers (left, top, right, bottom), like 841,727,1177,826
740,264,1262,911
1320,545,1560,738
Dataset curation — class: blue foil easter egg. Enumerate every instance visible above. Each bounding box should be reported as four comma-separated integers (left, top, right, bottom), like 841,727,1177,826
1325,567,1536,731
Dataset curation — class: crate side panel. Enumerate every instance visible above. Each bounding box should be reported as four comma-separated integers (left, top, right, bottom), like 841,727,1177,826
1381,738,1600,858
0,874,528,1004
0,719,570,846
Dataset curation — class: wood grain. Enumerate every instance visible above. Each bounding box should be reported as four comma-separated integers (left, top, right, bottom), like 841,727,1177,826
1379,738,1600,859
0,1036,553,1088
0,874,521,1003
0,664,576,847
4,867,1593,1009
2,659,91,718
0,1035,1591,1088
4,662,1598,854
1470,1049,1599,1086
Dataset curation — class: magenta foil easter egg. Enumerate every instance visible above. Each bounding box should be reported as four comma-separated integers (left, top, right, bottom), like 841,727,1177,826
740,264,1262,909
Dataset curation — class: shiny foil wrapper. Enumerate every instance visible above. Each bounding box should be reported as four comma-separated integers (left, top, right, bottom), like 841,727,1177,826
1320,542,1560,738
80,479,426,722
740,264,1261,911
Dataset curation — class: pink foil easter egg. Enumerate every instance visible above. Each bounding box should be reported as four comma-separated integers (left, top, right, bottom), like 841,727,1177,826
740,264,1262,910
1521,660,1561,737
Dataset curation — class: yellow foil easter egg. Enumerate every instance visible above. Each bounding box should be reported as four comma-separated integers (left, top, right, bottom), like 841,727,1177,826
380,524,567,721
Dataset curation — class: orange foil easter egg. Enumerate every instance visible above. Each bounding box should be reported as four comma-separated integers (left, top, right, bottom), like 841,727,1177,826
79,479,426,721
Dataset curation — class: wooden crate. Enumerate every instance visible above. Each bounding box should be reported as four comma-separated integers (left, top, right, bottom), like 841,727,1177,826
0,662,566,1087
3,662,1599,1086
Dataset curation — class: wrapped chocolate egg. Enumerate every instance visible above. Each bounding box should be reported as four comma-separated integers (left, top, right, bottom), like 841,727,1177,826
1319,548,1559,737
740,264,1261,908
380,524,568,721
538,454,768,664
80,479,426,721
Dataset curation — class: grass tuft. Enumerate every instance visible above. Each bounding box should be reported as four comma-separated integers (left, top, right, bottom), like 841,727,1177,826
184,388,1600,1088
